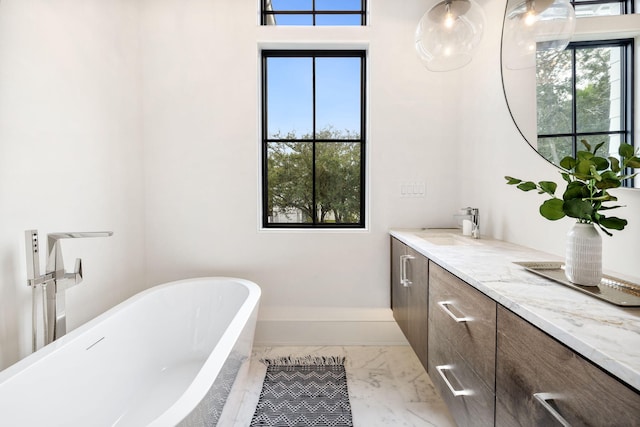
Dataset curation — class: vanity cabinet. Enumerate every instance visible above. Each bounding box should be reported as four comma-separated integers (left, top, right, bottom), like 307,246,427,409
390,237,429,371
496,306,640,427
427,262,496,427
390,231,640,427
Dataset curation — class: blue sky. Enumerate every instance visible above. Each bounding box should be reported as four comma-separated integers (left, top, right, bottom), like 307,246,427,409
269,0,363,26
267,56,362,138
264,3,364,138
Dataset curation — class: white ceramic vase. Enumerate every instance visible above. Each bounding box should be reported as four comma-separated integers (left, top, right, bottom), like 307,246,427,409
565,222,602,286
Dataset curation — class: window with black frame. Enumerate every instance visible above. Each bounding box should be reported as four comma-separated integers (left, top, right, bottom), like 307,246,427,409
261,0,366,26
261,50,366,228
571,0,634,17
536,40,634,185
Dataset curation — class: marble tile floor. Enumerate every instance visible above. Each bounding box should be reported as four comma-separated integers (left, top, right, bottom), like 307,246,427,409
232,346,457,427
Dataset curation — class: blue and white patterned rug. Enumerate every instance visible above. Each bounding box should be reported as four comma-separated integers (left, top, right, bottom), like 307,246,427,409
250,356,353,427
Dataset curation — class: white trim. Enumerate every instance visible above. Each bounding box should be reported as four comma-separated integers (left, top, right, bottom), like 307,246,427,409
254,307,408,346
573,14,640,42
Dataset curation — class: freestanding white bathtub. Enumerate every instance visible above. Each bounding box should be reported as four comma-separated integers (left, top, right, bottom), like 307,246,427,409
0,277,260,426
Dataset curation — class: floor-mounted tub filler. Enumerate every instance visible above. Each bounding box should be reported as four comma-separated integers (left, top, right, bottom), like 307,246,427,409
0,277,261,426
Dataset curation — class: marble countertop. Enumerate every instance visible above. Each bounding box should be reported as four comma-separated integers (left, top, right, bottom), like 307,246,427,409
390,228,640,392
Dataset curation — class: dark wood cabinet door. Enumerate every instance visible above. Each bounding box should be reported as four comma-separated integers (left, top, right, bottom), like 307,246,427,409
390,237,408,338
390,237,429,372
406,246,429,371
496,306,640,427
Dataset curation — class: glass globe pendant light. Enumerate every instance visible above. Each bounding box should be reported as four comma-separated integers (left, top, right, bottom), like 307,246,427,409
415,0,485,72
502,0,576,69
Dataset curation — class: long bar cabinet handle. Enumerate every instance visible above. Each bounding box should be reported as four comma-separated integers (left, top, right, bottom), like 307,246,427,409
533,393,572,427
400,254,415,287
435,365,473,397
437,301,472,323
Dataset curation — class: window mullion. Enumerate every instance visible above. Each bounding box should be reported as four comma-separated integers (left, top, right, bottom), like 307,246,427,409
312,56,318,225
359,55,366,226
572,49,578,157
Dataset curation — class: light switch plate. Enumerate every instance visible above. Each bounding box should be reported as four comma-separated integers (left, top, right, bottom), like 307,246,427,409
400,181,426,198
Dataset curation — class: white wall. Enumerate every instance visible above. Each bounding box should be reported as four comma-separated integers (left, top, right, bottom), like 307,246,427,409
139,0,460,330
458,0,640,278
0,0,146,370
1,0,638,368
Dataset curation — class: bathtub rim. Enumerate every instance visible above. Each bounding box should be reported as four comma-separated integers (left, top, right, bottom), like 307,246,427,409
0,276,261,425
150,277,261,426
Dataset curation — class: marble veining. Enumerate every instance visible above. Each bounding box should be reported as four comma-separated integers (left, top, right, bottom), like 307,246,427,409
232,346,456,427
391,228,640,392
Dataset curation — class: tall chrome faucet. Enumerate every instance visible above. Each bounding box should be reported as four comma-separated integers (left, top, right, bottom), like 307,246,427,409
25,230,113,350
461,207,480,239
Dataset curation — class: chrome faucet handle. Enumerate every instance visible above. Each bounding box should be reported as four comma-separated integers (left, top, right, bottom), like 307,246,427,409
470,208,480,239
55,258,83,292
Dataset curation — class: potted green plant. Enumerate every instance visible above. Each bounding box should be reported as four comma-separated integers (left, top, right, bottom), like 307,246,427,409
505,140,639,286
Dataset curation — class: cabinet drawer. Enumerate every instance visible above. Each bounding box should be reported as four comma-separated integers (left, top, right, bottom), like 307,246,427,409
429,328,495,427
429,262,496,389
496,306,640,427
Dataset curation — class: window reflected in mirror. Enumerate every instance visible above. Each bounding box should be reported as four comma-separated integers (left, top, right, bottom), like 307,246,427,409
501,0,640,189
536,40,634,186
572,0,634,17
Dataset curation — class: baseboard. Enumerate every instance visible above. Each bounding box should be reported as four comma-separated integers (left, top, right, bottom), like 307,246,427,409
253,307,408,346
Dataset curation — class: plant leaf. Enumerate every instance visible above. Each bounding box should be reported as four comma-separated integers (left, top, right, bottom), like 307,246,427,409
592,156,609,171
505,176,522,185
599,216,628,231
626,157,640,168
560,157,576,170
594,171,622,189
575,159,594,177
539,198,565,220
577,151,594,161
609,156,621,173
517,181,537,191
593,141,605,155
563,181,588,200
598,204,623,210
538,181,557,196
563,198,594,221
619,143,634,159
580,139,591,152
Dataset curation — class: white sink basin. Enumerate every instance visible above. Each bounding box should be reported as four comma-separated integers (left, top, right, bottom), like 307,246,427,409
415,232,481,246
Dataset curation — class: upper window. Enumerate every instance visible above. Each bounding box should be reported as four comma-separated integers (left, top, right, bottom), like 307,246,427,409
536,40,634,184
261,50,366,228
261,0,367,26
571,0,634,17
